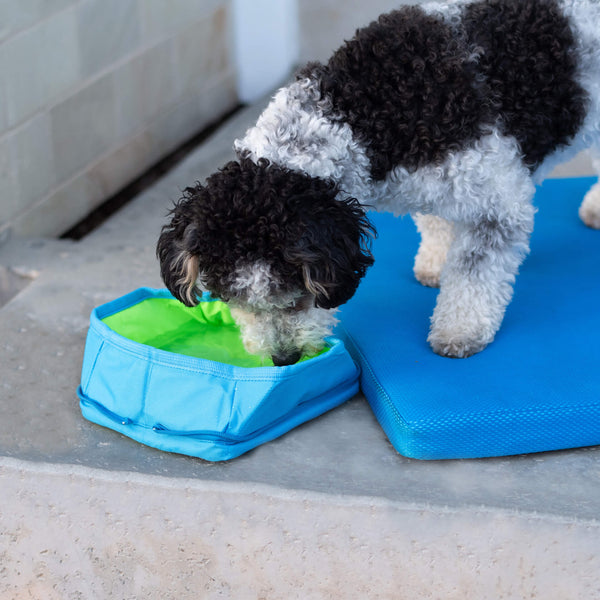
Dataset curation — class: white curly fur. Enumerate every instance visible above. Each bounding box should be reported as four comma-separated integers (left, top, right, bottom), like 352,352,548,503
230,302,338,361
229,261,339,361
232,0,600,359
235,77,371,195
422,0,474,23
413,213,454,288
232,261,279,307
580,154,600,228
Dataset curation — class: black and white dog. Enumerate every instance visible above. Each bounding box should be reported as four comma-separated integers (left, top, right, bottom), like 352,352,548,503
158,0,600,365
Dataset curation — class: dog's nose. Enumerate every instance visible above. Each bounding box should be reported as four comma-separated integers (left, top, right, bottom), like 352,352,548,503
271,350,301,366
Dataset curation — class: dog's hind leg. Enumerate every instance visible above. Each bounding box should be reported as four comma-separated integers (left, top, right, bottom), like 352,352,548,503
413,213,454,288
579,153,600,229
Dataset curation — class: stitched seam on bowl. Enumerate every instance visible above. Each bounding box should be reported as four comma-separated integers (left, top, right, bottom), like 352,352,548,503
225,381,238,435
82,340,105,393
139,361,154,421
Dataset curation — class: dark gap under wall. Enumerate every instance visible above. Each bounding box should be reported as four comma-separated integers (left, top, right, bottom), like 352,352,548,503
61,105,243,241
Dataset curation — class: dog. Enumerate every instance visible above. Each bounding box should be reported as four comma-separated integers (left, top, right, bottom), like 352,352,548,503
158,0,600,365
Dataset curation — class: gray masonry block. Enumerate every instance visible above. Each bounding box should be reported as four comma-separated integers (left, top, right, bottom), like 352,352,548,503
140,0,228,44
50,74,118,183
77,0,141,78
113,38,180,141
0,53,7,133
3,7,80,130
0,134,19,224
11,169,105,238
11,73,238,238
11,112,57,213
174,6,231,98
0,0,75,43
149,72,238,156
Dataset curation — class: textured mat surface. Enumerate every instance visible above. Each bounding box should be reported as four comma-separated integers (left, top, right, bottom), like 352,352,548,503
339,177,600,459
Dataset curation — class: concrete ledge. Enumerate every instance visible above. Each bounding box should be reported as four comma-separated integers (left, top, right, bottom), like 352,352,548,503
3,456,600,599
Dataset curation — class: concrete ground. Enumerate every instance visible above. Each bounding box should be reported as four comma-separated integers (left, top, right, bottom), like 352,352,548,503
1,100,600,599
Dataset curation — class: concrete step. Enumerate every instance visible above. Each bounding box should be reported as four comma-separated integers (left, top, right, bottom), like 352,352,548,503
2,99,599,599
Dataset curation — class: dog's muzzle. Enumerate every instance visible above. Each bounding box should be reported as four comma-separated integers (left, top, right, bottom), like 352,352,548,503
271,350,301,367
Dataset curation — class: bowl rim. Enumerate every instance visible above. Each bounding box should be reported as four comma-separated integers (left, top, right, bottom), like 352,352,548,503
91,287,346,380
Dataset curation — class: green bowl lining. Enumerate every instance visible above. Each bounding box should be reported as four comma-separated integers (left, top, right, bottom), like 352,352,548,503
102,297,327,368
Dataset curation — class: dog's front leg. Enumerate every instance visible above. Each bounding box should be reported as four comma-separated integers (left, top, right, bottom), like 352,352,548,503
427,209,535,358
579,153,600,229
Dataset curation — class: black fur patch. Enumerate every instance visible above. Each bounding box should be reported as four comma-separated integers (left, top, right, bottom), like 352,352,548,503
463,0,588,170
299,6,491,180
157,159,375,308
299,0,588,178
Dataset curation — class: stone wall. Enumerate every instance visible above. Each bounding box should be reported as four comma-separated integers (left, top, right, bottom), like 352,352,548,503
0,0,237,239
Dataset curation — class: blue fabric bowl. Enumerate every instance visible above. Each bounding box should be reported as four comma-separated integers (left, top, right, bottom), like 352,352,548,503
78,288,359,461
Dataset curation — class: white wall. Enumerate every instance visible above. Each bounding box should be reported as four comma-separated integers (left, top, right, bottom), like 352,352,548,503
233,0,299,103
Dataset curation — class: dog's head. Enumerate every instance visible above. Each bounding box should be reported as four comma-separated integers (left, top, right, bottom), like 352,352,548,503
157,158,375,365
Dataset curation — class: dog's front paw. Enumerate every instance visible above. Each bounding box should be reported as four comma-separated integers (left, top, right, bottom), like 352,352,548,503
414,263,442,288
428,308,497,358
413,214,453,289
427,329,490,358
579,183,600,229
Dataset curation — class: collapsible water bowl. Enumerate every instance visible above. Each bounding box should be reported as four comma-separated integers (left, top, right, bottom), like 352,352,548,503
78,287,359,461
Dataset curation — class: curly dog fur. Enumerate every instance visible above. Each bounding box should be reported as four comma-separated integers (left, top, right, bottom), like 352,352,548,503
158,0,600,364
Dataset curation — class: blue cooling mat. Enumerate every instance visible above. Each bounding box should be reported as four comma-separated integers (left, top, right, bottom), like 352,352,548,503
338,177,600,459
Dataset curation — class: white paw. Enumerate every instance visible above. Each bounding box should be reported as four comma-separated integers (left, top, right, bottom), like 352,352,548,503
427,328,491,358
428,302,498,358
413,214,453,289
579,185,600,229
414,266,441,288
413,245,446,288
580,203,600,229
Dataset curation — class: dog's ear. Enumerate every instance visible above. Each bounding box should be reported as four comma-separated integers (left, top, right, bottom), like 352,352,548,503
285,197,376,309
156,192,202,307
